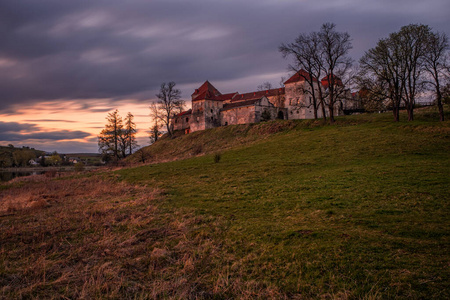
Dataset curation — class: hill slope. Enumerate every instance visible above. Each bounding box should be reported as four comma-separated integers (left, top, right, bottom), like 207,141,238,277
119,109,450,298
1,108,449,298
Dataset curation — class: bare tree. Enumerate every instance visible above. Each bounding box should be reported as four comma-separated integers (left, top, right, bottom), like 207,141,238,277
396,24,431,121
280,31,325,119
257,82,273,91
319,23,353,123
423,31,449,121
135,148,150,164
280,23,352,122
153,82,185,137
360,24,448,122
360,36,405,121
149,102,163,143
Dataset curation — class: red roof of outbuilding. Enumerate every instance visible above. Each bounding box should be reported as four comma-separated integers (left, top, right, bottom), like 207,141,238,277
284,69,318,84
214,92,238,101
174,109,192,117
230,88,284,102
222,99,262,111
321,74,343,88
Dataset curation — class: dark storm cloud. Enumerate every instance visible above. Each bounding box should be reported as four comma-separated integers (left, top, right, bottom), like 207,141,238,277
0,0,448,111
0,121,91,142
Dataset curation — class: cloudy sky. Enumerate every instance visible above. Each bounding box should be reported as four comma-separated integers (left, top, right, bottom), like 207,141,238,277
0,0,448,153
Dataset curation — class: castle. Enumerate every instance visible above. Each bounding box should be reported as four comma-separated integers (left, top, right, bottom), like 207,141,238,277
172,70,356,133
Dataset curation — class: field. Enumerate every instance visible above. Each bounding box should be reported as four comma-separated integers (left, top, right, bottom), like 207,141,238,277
1,108,449,299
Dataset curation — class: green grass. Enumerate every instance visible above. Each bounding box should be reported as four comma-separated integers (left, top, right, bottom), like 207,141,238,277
119,109,450,298
1,108,449,298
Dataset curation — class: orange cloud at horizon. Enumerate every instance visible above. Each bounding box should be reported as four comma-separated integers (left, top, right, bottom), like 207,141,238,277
0,99,155,153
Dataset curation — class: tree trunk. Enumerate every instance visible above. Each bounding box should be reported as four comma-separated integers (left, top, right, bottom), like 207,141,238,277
436,90,444,122
313,100,318,119
328,103,335,123
407,104,414,121
393,107,400,122
437,99,444,122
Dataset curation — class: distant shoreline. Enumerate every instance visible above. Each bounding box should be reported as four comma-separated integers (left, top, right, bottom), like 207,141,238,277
0,166,100,172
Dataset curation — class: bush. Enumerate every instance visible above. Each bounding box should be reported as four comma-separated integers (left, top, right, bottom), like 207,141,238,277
192,144,203,156
74,162,85,172
214,153,221,163
261,109,272,122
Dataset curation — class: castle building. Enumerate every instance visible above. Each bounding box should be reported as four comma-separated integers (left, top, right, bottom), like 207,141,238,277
172,70,355,133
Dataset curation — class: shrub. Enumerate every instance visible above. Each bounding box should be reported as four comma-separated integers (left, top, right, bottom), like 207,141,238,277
74,162,85,172
214,153,221,163
192,144,203,155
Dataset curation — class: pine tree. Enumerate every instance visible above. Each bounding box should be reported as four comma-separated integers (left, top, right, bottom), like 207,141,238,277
98,109,123,160
123,112,138,156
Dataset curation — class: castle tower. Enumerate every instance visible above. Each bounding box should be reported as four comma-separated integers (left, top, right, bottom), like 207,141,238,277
190,81,224,132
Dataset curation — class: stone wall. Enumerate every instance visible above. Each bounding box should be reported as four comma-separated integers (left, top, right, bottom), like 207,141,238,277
190,99,223,132
173,114,191,131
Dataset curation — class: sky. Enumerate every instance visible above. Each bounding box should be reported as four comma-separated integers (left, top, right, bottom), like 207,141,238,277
0,0,448,153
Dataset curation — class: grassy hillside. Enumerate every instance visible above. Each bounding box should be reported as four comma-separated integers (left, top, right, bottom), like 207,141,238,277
1,108,449,298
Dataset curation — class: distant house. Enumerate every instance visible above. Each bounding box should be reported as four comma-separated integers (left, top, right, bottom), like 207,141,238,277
172,70,357,133
68,157,80,164
28,159,40,166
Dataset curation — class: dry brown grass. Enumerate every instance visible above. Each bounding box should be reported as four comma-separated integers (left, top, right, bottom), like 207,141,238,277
0,175,291,299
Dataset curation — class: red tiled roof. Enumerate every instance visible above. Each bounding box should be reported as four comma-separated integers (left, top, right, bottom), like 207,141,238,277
174,109,192,117
222,99,261,111
191,81,221,99
191,81,284,103
321,74,343,88
215,92,238,101
284,69,318,84
230,88,285,102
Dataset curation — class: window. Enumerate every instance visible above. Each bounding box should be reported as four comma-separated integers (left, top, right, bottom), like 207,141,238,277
309,97,312,104
211,109,213,113
186,117,189,122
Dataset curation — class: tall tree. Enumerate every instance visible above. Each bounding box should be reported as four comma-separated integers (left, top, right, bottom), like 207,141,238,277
122,112,138,156
153,82,184,137
319,23,353,123
280,23,352,122
280,31,325,119
360,24,448,121
149,102,163,143
396,24,431,121
98,109,123,160
360,36,406,121
423,31,449,121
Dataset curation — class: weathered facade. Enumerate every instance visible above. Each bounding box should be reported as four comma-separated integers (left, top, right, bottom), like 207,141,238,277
172,70,354,133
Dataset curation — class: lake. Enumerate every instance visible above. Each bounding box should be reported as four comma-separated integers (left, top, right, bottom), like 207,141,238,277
0,170,46,182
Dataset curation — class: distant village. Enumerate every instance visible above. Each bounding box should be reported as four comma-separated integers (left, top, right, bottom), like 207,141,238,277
0,145,102,168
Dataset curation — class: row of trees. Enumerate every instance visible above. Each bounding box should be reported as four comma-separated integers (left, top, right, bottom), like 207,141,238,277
0,149,38,168
359,24,448,121
98,110,138,161
98,82,185,161
280,23,449,122
280,23,353,123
